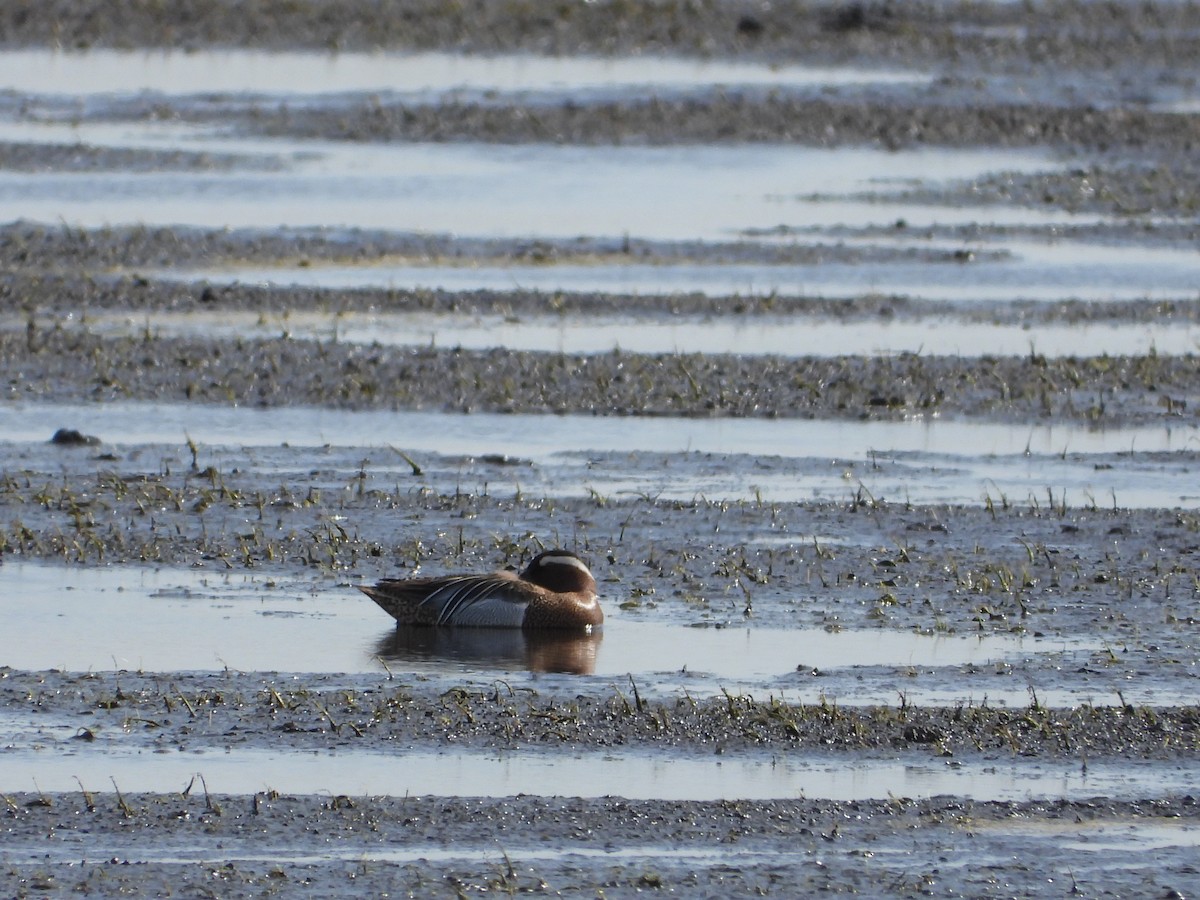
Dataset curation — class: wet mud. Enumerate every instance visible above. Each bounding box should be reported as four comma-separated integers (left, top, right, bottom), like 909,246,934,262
4,1,1200,896
1,790,1195,899
0,143,279,173
5,0,1200,72
3,667,1198,759
7,322,1200,423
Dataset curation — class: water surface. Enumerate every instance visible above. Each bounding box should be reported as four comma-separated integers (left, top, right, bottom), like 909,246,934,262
1,561,1078,677
30,309,1200,358
1,744,1194,802
0,139,1071,239
6,401,1198,508
5,401,1192,458
3,49,928,99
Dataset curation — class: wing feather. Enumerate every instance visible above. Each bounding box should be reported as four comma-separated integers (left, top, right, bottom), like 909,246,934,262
417,574,535,627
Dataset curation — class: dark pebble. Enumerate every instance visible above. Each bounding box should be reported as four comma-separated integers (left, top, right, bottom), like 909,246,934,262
49,428,101,446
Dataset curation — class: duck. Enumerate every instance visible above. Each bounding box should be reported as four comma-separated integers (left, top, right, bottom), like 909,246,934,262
358,549,603,631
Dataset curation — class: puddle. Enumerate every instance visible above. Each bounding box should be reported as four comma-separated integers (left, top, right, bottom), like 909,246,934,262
13,835,1195,871
0,843,813,868
0,744,1195,802
4,401,1194,460
971,818,1200,854
2,561,1177,707
0,139,1076,239
0,562,1073,677
1,49,928,100
571,450,1200,509
375,620,1066,678
29,309,1200,358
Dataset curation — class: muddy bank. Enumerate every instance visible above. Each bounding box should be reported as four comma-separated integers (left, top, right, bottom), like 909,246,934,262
12,268,1200,324
52,84,1200,158
5,0,1200,73
0,222,1005,272
4,325,1199,424
0,792,1195,899
2,669,1197,759
0,142,279,173
214,95,1200,159
3,222,1199,328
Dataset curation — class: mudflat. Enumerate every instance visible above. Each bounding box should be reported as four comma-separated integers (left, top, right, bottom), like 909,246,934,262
2,2,1200,897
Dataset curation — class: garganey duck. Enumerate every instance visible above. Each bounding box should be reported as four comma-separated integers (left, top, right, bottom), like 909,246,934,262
359,550,603,631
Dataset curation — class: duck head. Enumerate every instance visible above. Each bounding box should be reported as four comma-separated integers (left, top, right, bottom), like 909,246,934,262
520,549,598,595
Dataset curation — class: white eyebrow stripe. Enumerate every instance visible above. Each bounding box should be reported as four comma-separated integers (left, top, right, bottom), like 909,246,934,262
538,556,592,575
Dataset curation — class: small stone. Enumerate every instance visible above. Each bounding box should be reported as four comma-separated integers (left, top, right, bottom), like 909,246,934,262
50,428,101,446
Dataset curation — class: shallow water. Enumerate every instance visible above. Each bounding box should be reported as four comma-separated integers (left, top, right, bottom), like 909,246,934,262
9,400,1200,508
6,400,1199,507
1,743,1194,802
31,309,1200,358
4,49,928,100
0,561,1081,677
35,823,1200,867
0,843,840,869
0,133,1070,239
160,241,1200,305
972,818,1200,854
6,817,1193,871
569,449,1200,509
4,559,1184,708
5,400,1193,458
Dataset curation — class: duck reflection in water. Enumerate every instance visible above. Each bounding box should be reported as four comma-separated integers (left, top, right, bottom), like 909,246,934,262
359,549,604,675
376,626,602,675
